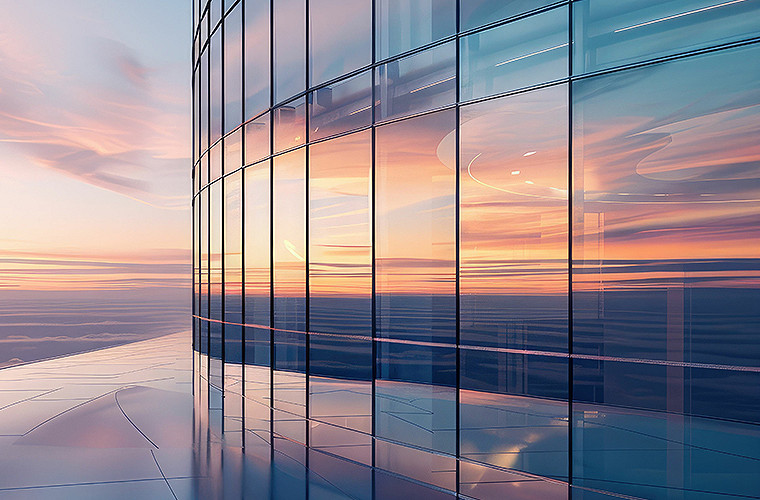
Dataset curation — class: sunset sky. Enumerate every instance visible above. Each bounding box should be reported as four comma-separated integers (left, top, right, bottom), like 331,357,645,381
0,1,191,364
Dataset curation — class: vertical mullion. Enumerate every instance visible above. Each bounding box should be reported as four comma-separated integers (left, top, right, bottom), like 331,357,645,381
269,0,276,454
370,0,377,487
240,0,246,452
454,0,461,495
220,8,226,426
305,0,311,456
567,0,575,492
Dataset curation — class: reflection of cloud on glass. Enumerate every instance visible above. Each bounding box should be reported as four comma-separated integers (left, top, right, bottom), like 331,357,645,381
284,240,305,262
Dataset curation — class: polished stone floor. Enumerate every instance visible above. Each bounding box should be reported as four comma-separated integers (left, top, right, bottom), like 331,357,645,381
2,333,754,499
0,333,196,499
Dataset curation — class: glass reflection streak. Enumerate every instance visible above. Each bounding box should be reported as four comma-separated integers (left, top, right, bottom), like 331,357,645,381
191,0,760,498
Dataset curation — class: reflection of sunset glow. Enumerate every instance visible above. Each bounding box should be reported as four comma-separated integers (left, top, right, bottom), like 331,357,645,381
376,110,455,295
460,85,567,295
310,131,371,297
575,47,760,290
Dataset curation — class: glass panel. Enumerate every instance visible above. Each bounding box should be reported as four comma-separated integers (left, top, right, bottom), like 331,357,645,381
210,141,222,181
244,0,270,120
201,151,209,187
194,68,200,164
273,148,306,353
376,109,456,344
375,109,456,455
274,0,306,103
273,97,306,153
460,84,568,352
225,172,243,363
211,27,223,144
273,149,306,440
211,0,222,29
310,0,372,86
245,112,270,165
460,6,568,102
375,345,456,454
376,42,455,122
460,349,568,479
224,128,242,175
224,3,243,133
210,180,223,389
200,48,209,153
309,131,373,444
572,44,760,499
309,71,372,141
376,0,456,60
574,0,760,74
460,0,557,30
244,161,272,423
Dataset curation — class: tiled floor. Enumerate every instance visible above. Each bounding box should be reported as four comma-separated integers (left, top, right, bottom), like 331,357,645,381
0,333,195,499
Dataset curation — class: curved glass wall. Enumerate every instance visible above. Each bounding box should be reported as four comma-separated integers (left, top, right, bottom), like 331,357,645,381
192,0,760,498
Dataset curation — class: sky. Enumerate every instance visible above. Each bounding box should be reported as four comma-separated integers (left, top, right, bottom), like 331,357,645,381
0,0,192,365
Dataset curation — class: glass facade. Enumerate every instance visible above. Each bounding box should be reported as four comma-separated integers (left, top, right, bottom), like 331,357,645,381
192,0,760,498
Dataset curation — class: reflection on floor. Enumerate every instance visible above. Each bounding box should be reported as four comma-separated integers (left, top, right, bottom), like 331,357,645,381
8,332,746,499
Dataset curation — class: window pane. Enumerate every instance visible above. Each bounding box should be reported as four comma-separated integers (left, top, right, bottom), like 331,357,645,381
460,6,568,102
574,0,760,74
224,172,243,363
309,71,372,141
460,0,556,30
209,180,223,388
460,84,568,352
273,97,306,153
274,0,306,103
376,109,456,344
224,4,242,133
210,141,222,181
273,148,307,443
376,0,456,60
245,112,270,165
244,0,270,120
210,27,223,144
309,131,373,453
273,148,306,364
376,42,455,122
200,188,209,354
223,128,242,175
244,161,272,414
572,45,760,498
200,48,209,153
310,0,371,85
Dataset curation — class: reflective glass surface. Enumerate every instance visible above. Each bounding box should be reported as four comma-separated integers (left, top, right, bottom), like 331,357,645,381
273,97,306,153
461,6,568,101
223,127,241,175
309,70,372,141
274,0,306,103
200,49,208,152
572,44,760,498
209,180,223,389
190,1,760,497
210,27,223,143
224,3,242,133
376,41,456,122
244,112,270,165
460,84,568,351
573,0,760,74
310,0,372,86
376,0,456,59
460,0,558,30
308,131,373,459
375,110,456,455
244,0,270,120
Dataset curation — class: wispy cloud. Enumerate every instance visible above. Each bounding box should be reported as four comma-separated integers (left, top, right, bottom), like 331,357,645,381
0,8,189,209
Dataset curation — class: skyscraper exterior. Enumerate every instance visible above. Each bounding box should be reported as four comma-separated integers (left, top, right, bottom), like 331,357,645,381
192,1,760,497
